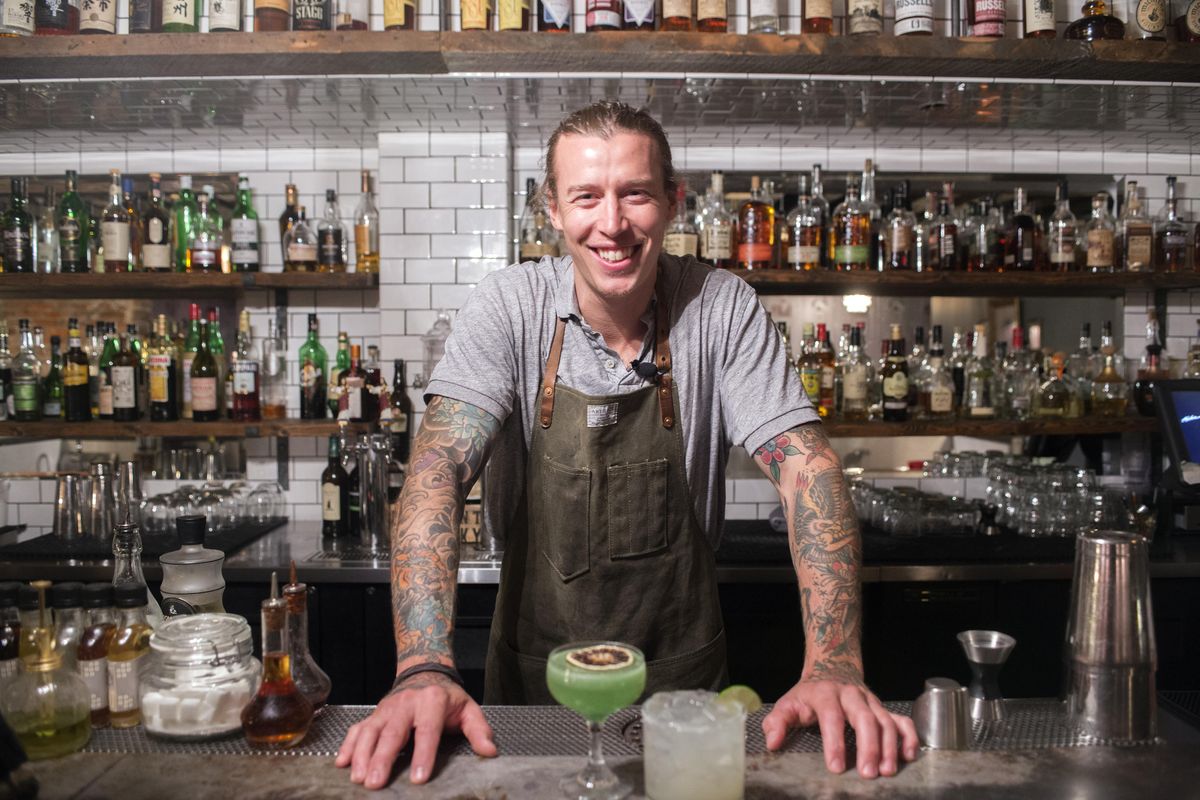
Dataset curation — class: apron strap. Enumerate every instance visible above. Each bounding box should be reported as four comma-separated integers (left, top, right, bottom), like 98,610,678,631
539,317,567,429
655,285,675,429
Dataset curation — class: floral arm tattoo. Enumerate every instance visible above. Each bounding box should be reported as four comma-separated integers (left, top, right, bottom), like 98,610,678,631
390,396,500,683
755,423,864,687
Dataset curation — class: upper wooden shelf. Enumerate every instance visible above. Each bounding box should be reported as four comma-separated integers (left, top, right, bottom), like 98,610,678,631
1,31,1197,84
822,415,1158,437
0,272,378,299
0,419,370,439
730,269,1200,297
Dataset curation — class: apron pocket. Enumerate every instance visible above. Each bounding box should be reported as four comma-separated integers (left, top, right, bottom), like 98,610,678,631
607,458,670,560
539,457,591,581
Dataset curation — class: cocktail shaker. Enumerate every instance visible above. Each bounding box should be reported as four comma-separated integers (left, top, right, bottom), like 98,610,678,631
85,463,117,542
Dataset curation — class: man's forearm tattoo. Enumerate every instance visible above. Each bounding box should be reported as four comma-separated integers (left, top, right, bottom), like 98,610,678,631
391,396,499,673
755,424,864,685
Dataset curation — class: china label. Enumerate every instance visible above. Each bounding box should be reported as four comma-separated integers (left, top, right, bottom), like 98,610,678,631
233,361,259,394
624,0,655,24
663,232,698,258
111,365,136,409
461,0,488,29
322,482,342,521
698,0,725,19
192,376,218,412
788,245,821,265
498,0,526,29
80,0,116,31
800,369,821,402
847,0,882,34
843,371,867,401
3,0,35,32
1024,0,1054,31
209,0,240,28
663,0,689,18
930,385,954,413
231,218,259,264
148,354,172,403
101,222,129,265
79,658,108,711
882,372,909,400
1087,230,1114,268
162,0,193,25
586,0,620,28
804,0,830,17
701,226,732,260
108,654,145,713
894,0,932,33
971,0,1005,34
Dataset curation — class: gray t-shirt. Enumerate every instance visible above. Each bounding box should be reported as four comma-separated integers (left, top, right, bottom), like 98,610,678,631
425,253,819,548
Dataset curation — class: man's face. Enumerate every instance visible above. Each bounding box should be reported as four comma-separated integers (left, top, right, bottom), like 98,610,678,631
546,131,675,310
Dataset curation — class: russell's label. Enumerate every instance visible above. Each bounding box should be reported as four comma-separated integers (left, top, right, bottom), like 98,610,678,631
1125,235,1152,265
971,0,1005,35
894,0,933,33
847,0,882,34
108,654,145,713
804,0,831,18
79,658,108,710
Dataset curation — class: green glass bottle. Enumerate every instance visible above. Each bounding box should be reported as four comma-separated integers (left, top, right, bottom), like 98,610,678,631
41,337,63,419
181,303,201,420
161,0,200,31
172,176,199,272
328,331,350,417
97,326,120,421
230,175,260,272
64,320,91,423
206,308,227,416
12,320,42,422
190,320,220,422
2,178,34,273
298,314,328,419
57,171,90,273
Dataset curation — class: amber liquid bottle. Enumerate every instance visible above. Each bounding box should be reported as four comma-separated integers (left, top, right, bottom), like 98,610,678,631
801,0,833,32
661,0,693,29
255,0,291,30
242,574,314,749
737,176,776,270
108,583,152,730
1177,0,1200,41
78,583,116,728
696,0,725,30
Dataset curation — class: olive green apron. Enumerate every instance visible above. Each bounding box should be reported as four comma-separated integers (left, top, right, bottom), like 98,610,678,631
484,287,727,704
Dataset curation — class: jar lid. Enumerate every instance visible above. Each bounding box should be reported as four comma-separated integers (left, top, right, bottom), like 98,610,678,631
150,613,253,666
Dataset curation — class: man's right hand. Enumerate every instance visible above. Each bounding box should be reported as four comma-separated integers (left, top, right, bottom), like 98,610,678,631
335,674,498,790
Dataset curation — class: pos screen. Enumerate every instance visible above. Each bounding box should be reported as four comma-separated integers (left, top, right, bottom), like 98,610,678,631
1172,391,1200,462
1154,381,1200,477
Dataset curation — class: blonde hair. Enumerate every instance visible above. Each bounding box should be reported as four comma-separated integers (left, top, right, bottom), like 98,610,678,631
543,100,676,201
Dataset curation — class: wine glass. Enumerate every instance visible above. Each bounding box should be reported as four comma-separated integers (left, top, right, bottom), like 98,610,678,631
546,642,646,800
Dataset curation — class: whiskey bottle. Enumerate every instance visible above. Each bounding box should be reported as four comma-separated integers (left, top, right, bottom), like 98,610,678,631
969,0,1005,35
1047,179,1078,271
353,171,380,273
883,181,916,270
13,320,41,422
498,0,530,28
1091,355,1128,418
383,0,413,28
540,0,571,29
2,178,34,273
390,359,414,466
41,337,62,419
107,583,151,729
255,0,289,30
1084,193,1116,273
111,334,139,423
661,0,691,28
801,0,832,31
748,0,778,32
1064,0,1124,38
663,185,699,259
880,324,909,423
839,326,871,421
786,175,824,271
128,0,158,31
810,165,831,268
698,172,734,269
161,0,199,30
321,435,350,539
1007,187,1038,271
832,175,871,271
209,0,242,30
859,161,883,270
187,193,222,274
284,207,318,273
963,324,996,419
35,0,79,33
815,324,836,418
139,174,171,272
1154,176,1190,272
932,196,959,271
190,320,220,423
335,0,368,28
148,315,179,422
1176,0,1200,41
98,170,130,274
919,325,956,419
230,176,260,272
64,321,90,422
317,190,347,273
460,0,493,29
0,0,35,34
1023,0,1055,36
895,0,934,34
293,0,329,30
58,171,89,273
298,314,328,420
231,311,261,422
847,0,883,34
173,176,199,272
1118,182,1153,272
279,184,300,268
737,176,775,270
517,180,559,262
1131,0,1167,38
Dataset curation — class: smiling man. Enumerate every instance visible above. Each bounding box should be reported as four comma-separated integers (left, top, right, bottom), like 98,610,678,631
336,100,918,791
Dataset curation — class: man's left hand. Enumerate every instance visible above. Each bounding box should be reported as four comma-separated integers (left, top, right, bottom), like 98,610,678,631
762,677,919,778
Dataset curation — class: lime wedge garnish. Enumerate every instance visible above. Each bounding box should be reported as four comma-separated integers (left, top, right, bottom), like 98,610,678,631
717,684,763,713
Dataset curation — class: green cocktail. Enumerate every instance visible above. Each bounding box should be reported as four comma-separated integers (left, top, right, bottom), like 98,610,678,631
547,642,646,800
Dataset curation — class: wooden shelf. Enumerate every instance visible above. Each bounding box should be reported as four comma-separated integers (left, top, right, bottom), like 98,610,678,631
0,419,371,439
1,31,1197,84
822,416,1158,438
728,269,1200,297
0,272,378,299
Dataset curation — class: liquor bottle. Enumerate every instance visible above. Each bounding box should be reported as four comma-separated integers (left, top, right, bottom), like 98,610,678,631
2,178,34,273
293,0,329,28
460,0,492,28
98,170,130,274
932,197,959,271
58,171,89,273
660,0,691,28
48,583,83,673
538,0,570,29
137,174,171,272
190,320,220,422
241,574,314,749
63,321,90,422
969,0,1005,35
86,323,102,418
299,315,328,420
96,324,118,419
838,327,871,421
1084,194,1116,273
285,207,318,273
1118,182,1153,272
907,326,926,416
147,315,178,422
815,324,836,418
698,172,735,269
0,329,10,422
1064,0,1124,37
12,320,40,422
663,185,699,259
37,188,59,274
206,308,227,416
911,191,935,272
848,0,883,34
1177,0,1200,41
1091,355,1128,417
209,0,242,29
172,176,198,272
279,184,300,267
341,344,368,422
1001,326,1038,420
881,182,915,270
797,0,831,30
786,175,824,271
328,331,351,417
1047,179,1078,271
1069,322,1094,403
1033,353,1071,417
334,0,368,27
797,324,819,407
128,0,159,30
260,319,287,420
498,0,530,28
187,193,222,274
1129,0,1166,38
620,0,652,26
890,0,931,33
231,311,261,422
35,0,78,32
1008,187,1038,271
918,325,956,419
255,0,290,30
390,359,414,465
748,0,778,32
517,180,558,262
281,563,331,712
321,435,350,539
107,583,152,729
963,324,996,419
880,324,909,422
832,175,870,271
737,176,775,270
41,336,62,419
1023,0,1055,36
119,178,141,272
110,334,139,423
78,583,116,728
126,324,148,419
317,190,347,273
353,171,380,273
1,0,35,34
78,0,116,29
180,304,201,419
1154,176,1190,272
230,176,260,273
33,327,49,379
162,0,199,29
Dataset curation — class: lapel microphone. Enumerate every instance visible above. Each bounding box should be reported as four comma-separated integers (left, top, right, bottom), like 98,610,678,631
630,359,663,380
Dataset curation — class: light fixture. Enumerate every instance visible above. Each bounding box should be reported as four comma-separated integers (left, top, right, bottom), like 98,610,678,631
842,294,872,314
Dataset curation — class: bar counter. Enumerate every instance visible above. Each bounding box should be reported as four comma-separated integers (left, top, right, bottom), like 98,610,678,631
22,702,1200,799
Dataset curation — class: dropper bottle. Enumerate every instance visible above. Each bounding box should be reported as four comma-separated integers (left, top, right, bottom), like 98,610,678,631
283,560,332,713
241,572,314,749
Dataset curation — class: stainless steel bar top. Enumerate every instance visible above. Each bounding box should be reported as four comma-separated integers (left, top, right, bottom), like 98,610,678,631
24,702,1200,799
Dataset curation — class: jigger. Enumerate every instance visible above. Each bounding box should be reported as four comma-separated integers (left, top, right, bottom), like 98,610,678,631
957,629,1016,722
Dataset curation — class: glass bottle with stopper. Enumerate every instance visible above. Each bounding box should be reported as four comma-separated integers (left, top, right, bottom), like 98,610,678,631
159,515,226,617
0,580,91,760
283,561,332,713
242,572,314,749
112,521,164,627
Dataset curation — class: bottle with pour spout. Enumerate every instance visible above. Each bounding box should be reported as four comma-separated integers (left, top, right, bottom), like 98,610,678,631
242,572,314,749
283,561,331,713
159,515,226,616
112,521,164,628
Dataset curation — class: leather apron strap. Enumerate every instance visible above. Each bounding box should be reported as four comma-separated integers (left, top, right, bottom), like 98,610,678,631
539,318,567,429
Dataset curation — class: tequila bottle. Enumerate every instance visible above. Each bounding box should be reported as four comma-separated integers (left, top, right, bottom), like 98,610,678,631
64,321,90,422
1091,355,1129,417
1034,353,1071,417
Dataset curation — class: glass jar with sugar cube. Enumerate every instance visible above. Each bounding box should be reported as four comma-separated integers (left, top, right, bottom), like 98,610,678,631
139,613,261,741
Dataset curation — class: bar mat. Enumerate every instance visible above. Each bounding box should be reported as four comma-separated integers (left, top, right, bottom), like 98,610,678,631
1160,691,1200,730
718,521,1077,565
0,517,287,559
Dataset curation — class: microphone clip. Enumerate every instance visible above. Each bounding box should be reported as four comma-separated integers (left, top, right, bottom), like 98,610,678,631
630,359,663,381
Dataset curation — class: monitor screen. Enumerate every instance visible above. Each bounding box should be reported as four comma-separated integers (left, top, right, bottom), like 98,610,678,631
1170,390,1200,462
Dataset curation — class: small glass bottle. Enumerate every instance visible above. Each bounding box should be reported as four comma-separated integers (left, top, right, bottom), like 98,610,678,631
1154,176,1190,272
159,515,227,617
317,190,348,273
1064,0,1125,38
112,521,165,626
283,562,332,713
737,176,775,270
285,207,319,273
78,582,116,728
353,170,380,273
0,582,21,697
242,573,314,749
1047,179,1078,271
1091,355,1129,418
963,324,996,419
0,581,91,761
1084,193,1116,273
663,185,699,259
260,318,288,420
50,581,84,671
1034,353,1071,417
108,583,152,729
1023,0,1056,36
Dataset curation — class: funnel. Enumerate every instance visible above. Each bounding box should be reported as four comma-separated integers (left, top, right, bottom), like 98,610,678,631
957,630,1016,722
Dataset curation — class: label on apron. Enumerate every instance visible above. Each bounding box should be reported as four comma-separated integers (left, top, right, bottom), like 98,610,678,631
587,403,619,428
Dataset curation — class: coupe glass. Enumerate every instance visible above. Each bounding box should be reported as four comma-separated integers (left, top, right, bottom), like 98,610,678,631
546,642,646,800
